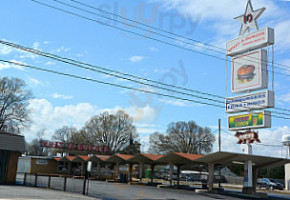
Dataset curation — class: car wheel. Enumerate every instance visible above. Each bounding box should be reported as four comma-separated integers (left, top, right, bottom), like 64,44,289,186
270,186,274,191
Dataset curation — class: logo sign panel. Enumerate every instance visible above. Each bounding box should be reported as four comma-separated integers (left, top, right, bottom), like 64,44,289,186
226,27,274,56
232,49,268,93
36,159,48,165
226,90,274,113
235,131,261,144
228,111,271,131
234,0,265,36
41,140,109,153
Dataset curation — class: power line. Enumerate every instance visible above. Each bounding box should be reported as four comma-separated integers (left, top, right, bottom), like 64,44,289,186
1,59,290,120
30,0,290,77
0,59,224,108
0,40,224,105
2,40,289,116
63,0,290,72
254,143,283,147
68,0,224,53
0,40,224,100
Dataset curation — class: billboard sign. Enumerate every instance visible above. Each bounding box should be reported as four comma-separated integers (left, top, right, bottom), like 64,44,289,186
228,111,271,131
226,27,274,56
226,90,274,113
41,140,109,153
232,49,268,93
235,131,261,144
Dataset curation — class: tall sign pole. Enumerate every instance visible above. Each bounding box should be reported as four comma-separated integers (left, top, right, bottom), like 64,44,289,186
225,0,275,195
218,119,221,152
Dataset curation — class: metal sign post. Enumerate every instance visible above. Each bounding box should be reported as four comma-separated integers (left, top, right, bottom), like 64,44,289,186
225,0,275,195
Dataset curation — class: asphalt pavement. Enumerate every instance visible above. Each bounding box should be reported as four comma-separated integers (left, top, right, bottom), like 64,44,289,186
9,175,290,200
0,185,99,200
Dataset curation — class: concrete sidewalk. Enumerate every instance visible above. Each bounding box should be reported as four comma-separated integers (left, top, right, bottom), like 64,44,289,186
0,185,99,200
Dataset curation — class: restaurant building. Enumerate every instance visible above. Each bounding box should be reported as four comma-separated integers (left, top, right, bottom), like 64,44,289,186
0,132,26,184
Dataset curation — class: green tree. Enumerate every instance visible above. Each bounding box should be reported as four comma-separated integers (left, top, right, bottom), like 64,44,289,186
149,121,215,155
0,77,32,134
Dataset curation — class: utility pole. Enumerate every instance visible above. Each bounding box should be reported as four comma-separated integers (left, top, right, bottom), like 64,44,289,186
218,119,221,152
218,119,222,187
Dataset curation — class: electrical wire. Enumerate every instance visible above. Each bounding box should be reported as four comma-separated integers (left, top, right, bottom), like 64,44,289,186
63,0,290,72
29,0,290,77
0,59,224,108
1,59,290,120
0,40,224,104
1,40,289,117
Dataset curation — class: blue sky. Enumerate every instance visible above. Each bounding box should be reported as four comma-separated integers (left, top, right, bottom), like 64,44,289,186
0,0,289,156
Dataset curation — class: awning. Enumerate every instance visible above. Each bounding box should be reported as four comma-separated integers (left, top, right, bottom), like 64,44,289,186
59,156,76,162
87,154,110,162
156,152,204,165
105,154,134,164
195,151,290,169
0,132,26,153
128,153,164,164
72,155,90,163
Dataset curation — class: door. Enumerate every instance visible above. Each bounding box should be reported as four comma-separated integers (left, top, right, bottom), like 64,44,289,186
0,150,9,184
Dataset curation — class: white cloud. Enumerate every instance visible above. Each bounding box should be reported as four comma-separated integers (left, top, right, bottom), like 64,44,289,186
151,0,290,52
212,126,290,158
279,93,290,103
24,99,160,142
52,93,73,100
159,98,203,107
44,61,55,66
152,0,279,22
0,44,13,55
33,42,40,50
100,104,158,123
140,135,151,152
129,56,145,62
137,127,163,134
275,20,290,52
25,99,97,141
149,47,159,52
53,46,70,53
27,77,42,87
0,60,24,71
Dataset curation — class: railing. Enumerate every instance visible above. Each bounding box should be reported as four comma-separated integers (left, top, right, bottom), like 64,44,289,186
21,173,89,195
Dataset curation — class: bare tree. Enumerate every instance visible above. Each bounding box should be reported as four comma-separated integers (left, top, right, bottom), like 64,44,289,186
149,121,215,155
52,126,77,143
27,128,47,156
0,77,32,134
81,110,138,154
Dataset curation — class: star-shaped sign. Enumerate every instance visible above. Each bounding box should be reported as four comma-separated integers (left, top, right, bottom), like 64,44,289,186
234,0,265,36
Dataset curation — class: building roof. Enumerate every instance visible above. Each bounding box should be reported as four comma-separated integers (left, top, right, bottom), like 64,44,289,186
72,155,90,162
105,154,134,164
54,157,61,161
0,132,26,153
195,151,290,169
156,152,204,165
128,153,164,164
59,156,76,162
53,151,290,170
87,154,110,162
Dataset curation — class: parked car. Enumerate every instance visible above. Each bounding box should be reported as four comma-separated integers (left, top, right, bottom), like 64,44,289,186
257,178,284,190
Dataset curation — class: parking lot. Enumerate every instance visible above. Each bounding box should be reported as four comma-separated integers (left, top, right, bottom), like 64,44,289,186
13,174,290,200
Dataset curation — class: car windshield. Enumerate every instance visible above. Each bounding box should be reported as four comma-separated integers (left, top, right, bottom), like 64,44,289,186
269,179,278,183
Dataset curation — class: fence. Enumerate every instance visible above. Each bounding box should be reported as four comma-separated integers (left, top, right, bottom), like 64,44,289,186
22,173,89,195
